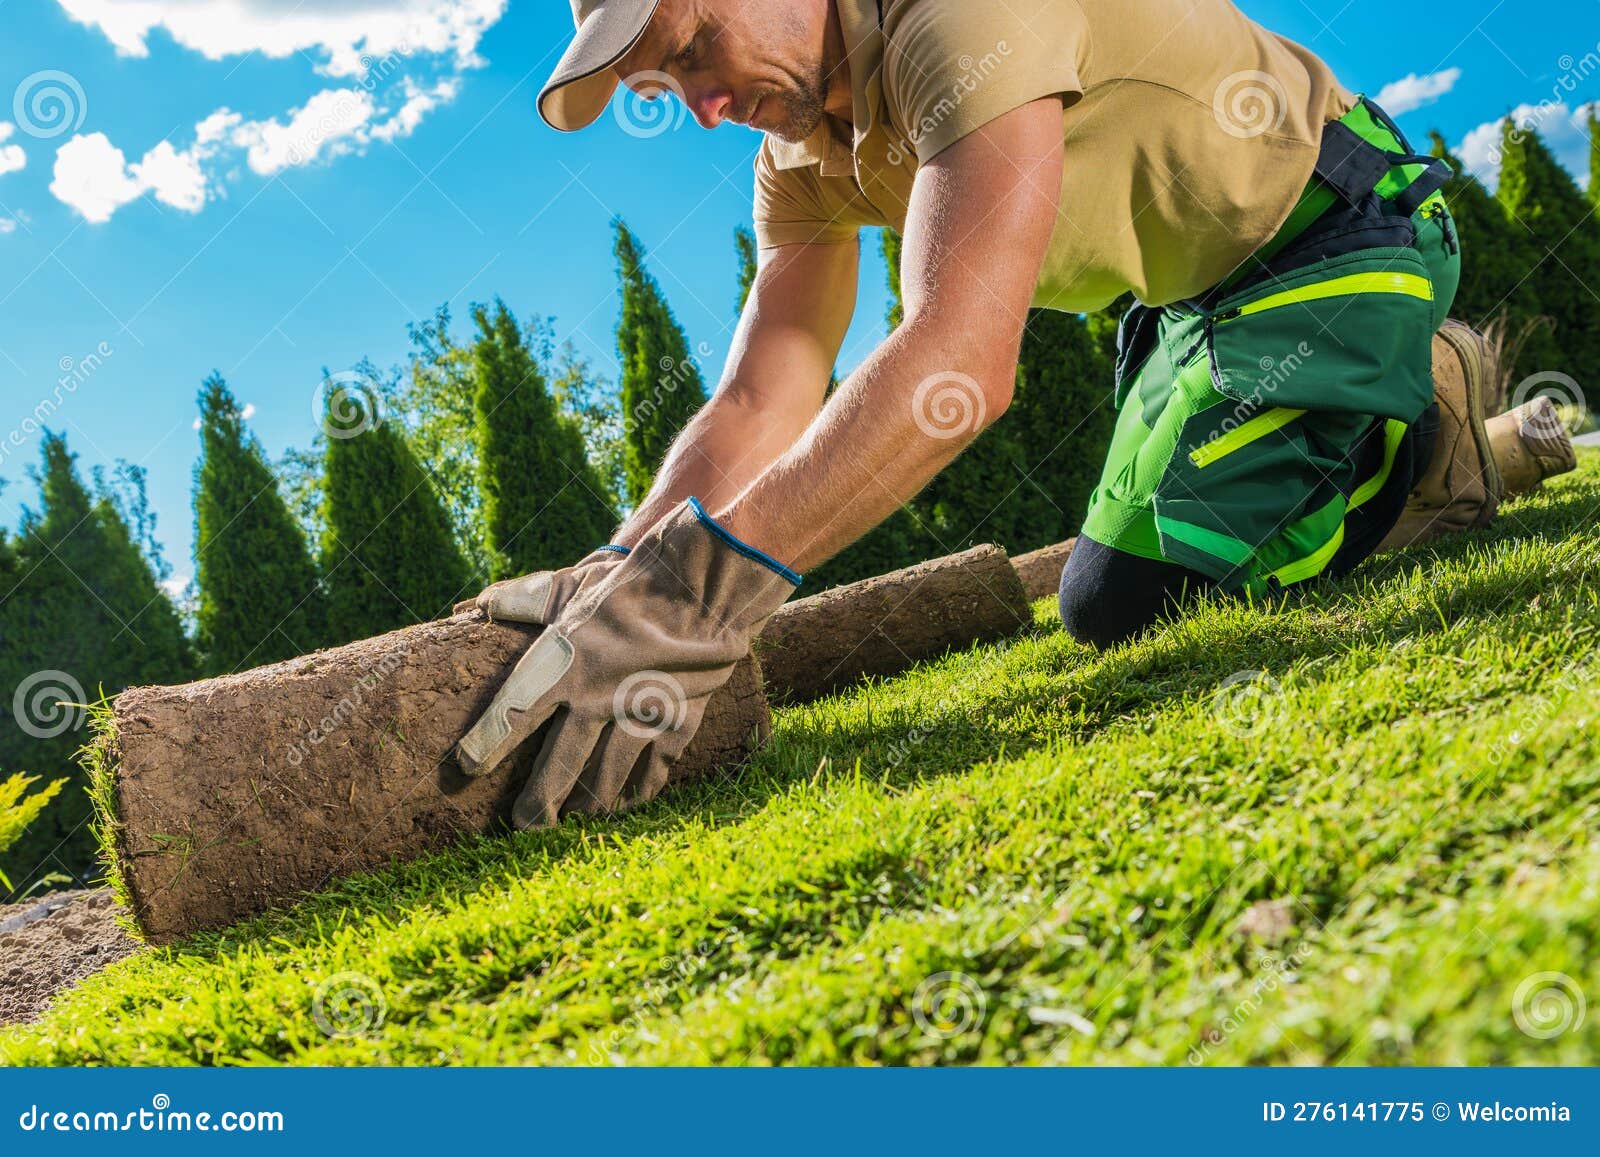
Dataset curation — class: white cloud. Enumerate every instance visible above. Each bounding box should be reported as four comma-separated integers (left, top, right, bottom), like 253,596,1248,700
1456,101,1595,191
50,128,221,223
370,77,459,142
231,88,376,176
0,217,16,234
1375,68,1461,117
54,0,507,77
160,573,190,599
0,121,25,175
44,2,483,223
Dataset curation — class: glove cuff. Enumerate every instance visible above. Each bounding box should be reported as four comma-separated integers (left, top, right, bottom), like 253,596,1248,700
595,544,631,557
687,497,803,587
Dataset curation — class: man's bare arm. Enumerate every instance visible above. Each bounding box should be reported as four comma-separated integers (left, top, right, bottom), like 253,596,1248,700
613,239,859,547
714,99,1065,572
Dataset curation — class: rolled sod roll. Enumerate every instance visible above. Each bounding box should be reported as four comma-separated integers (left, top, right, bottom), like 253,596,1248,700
1011,538,1078,602
101,612,770,943
757,544,1032,703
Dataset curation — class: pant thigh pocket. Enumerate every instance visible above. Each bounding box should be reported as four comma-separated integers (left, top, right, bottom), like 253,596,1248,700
1205,247,1438,424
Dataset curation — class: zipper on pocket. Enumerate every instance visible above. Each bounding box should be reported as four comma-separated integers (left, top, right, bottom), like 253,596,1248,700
1421,195,1458,255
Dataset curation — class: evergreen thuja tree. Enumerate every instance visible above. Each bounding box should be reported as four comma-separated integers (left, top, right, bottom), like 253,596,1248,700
1496,116,1600,387
1426,131,1542,341
193,373,325,672
879,230,1052,554
614,221,708,506
318,384,471,643
472,298,615,579
734,225,759,314
0,433,192,890
1010,309,1118,547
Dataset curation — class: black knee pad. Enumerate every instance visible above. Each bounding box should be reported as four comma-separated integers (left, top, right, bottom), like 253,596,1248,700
1059,536,1216,649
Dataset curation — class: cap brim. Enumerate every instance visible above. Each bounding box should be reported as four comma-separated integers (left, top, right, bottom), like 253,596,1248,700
538,0,663,132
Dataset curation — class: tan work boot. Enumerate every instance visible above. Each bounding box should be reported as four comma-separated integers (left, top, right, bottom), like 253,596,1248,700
1379,320,1578,553
1486,397,1578,497
1378,319,1502,552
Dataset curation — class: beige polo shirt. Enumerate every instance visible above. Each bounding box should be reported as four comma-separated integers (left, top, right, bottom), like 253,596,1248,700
753,0,1355,311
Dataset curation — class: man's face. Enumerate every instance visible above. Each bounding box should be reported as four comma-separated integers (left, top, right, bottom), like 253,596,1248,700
613,0,835,141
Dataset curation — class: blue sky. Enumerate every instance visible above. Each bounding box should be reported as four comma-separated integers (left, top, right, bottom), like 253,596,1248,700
0,0,1596,591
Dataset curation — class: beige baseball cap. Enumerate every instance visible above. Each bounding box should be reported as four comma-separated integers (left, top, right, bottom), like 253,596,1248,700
538,0,665,132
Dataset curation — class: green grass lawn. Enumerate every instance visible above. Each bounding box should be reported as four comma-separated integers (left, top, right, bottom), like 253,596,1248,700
5,454,1599,1066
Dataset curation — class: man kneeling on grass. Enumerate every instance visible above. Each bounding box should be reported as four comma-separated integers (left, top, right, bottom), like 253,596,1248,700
454,0,1577,826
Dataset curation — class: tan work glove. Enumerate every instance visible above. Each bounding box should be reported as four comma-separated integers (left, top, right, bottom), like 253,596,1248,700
456,498,799,828
471,546,629,624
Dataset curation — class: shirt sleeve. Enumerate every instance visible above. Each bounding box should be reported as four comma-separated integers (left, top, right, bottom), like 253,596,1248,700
882,0,1088,165
751,143,879,250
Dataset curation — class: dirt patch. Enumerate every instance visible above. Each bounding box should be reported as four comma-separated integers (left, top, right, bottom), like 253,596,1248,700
0,889,140,1026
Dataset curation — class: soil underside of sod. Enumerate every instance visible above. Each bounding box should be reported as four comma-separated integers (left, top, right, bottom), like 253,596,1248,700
3,453,1598,1064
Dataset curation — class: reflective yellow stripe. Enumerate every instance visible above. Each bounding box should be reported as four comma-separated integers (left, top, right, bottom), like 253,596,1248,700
1188,407,1308,468
1348,419,1409,512
1228,271,1434,319
1271,521,1346,586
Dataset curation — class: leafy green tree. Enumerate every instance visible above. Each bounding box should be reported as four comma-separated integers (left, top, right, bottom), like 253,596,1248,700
399,307,489,574
193,373,326,672
549,340,627,514
0,433,192,890
1496,117,1600,388
881,229,905,329
735,225,759,314
1590,106,1599,210
318,383,472,644
614,221,708,506
472,298,616,579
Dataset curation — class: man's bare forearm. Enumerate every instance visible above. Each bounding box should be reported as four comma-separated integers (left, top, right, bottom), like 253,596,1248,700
613,390,807,547
714,312,1016,573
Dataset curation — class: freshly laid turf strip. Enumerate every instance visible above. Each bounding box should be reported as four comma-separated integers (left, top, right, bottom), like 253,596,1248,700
759,544,1031,702
5,456,1596,1066
102,611,769,943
